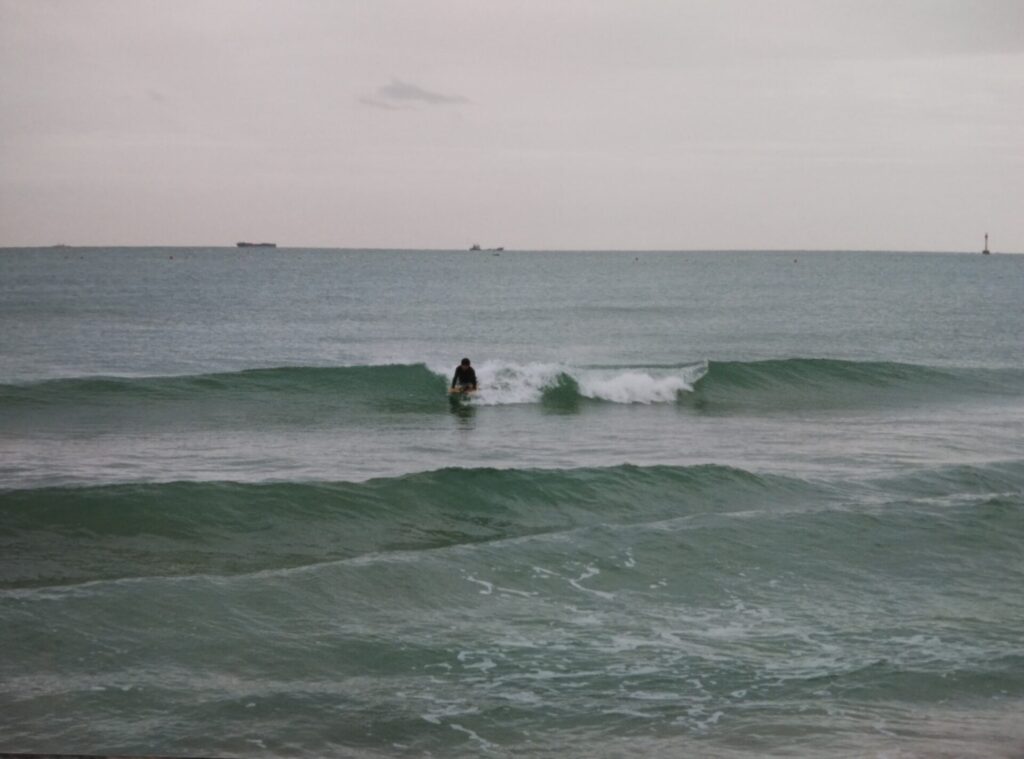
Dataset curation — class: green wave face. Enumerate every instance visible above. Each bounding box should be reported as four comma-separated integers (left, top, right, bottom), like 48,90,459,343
0,363,447,405
0,364,452,433
2,360,1022,436
687,358,1024,412
3,460,1023,590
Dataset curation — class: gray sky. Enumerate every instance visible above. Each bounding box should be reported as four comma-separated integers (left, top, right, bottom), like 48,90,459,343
1,0,1022,250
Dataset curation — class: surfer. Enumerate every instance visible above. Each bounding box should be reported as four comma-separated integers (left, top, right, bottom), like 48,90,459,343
451,358,478,393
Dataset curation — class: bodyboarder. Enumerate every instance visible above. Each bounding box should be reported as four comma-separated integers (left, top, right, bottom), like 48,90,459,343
451,358,478,393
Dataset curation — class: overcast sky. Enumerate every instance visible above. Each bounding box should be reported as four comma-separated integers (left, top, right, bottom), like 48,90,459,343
1,0,1022,250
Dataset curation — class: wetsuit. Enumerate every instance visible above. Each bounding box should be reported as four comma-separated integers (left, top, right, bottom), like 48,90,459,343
452,365,477,390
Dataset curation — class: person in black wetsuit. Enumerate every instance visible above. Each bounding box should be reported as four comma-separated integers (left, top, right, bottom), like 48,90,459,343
451,357,478,392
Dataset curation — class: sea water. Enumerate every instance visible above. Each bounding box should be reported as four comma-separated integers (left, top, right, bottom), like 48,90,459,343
1,248,1022,757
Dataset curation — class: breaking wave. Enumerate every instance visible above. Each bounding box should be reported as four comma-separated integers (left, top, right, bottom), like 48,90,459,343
3,459,1022,590
2,359,1021,422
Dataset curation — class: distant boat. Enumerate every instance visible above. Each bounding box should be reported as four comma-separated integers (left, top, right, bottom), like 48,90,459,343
982,233,990,255
237,242,277,248
469,244,482,251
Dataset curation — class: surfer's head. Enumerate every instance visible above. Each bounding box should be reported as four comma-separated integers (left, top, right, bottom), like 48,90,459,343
460,358,471,367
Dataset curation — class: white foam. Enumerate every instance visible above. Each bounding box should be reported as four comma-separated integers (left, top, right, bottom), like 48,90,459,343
428,359,563,405
429,359,708,406
577,370,693,404
568,563,615,599
449,723,497,749
465,575,494,595
473,360,566,405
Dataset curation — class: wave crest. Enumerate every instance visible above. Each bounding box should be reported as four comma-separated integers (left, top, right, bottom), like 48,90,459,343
436,360,707,406
2,359,1021,418
4,460,1022,590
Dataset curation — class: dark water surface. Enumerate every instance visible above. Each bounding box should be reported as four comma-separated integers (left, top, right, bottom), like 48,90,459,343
2,248,1022,757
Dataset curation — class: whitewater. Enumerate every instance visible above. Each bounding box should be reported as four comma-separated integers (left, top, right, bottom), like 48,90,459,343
1,247,1023,758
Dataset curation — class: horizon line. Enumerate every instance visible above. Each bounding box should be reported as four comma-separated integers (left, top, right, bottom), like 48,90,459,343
0,245,1018,255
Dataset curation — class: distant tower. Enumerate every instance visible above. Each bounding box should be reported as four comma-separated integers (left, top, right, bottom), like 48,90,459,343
982,233,990,255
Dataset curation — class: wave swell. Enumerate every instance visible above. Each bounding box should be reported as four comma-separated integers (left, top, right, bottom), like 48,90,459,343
2,359,1021,421
3,460,1022,590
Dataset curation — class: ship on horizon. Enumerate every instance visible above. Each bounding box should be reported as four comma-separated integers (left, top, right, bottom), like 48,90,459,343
237,241,277,248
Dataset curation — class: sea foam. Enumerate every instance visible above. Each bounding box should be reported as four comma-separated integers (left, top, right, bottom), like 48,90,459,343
429,359,708,405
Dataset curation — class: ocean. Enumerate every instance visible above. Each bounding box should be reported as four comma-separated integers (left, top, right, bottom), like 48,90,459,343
1,247,1022,758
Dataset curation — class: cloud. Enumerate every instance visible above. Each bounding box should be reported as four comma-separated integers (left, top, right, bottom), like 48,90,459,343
358,95,407,111
360,78,470,109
